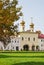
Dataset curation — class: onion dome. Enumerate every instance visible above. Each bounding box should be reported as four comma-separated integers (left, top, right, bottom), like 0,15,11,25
20,20,25,26
30,22,34,26
30,22,34,28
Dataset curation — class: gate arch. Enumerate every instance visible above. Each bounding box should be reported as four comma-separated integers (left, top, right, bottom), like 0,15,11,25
23,45,29,51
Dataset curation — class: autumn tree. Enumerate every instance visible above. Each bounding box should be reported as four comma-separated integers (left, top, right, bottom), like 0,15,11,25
0,0,22,45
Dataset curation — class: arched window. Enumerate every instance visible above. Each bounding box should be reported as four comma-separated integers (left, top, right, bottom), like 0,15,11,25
22,37,24,40
33,38,35,41
15,40,16,43
28,37,30,41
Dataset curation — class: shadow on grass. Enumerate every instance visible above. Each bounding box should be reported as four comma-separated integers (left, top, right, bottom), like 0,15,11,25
1,51,44,53
13,62,44,65
0,55,44,58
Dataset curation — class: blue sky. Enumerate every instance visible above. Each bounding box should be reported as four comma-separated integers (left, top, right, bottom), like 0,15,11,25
18,0,44,33
11,0,44,33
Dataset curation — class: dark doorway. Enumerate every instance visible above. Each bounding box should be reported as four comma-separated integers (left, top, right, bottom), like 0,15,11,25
23,45,29,51
16,46,19,51
36,46,39,51
32,45,35,51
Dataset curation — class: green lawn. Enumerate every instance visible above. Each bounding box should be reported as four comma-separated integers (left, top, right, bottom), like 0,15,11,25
0,51,44,65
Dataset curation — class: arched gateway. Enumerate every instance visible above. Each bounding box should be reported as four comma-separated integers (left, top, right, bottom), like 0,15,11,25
23,45,29,51
32,45,35,51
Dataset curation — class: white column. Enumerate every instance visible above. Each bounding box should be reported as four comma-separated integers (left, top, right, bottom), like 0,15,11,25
29,46,32,50
35,46,36,51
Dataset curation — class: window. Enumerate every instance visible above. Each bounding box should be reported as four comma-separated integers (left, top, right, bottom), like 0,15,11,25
41,40,42,42
41,40,43,42
17,41,19,43
22,37,24,40
33,38,35,41
15,40,16,43
28,37,30,41
12,41,13,42
13,47,14,49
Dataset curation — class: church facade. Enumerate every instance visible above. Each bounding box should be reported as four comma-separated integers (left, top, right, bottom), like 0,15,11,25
0,20,44,51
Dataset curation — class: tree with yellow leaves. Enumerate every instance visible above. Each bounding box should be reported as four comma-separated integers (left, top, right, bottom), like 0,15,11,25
0,0,22,45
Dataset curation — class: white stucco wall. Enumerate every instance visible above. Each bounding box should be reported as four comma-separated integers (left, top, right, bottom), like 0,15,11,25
0,41,4,50
38,38,44,50
5,36,20,51
19,32,39,50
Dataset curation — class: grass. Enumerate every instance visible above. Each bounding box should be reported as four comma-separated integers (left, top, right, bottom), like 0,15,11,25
0,51,44,65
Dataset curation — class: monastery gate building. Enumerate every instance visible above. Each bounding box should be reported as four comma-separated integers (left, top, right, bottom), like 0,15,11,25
0,20,44,51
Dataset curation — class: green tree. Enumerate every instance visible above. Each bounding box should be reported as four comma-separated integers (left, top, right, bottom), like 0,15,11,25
0,0,22,45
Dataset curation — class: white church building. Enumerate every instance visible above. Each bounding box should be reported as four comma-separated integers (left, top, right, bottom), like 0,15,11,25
0,20,44,51
5,36,20,51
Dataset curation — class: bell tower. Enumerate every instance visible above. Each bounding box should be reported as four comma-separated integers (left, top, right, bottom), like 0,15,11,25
20,20,25,32
30,17,34,32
